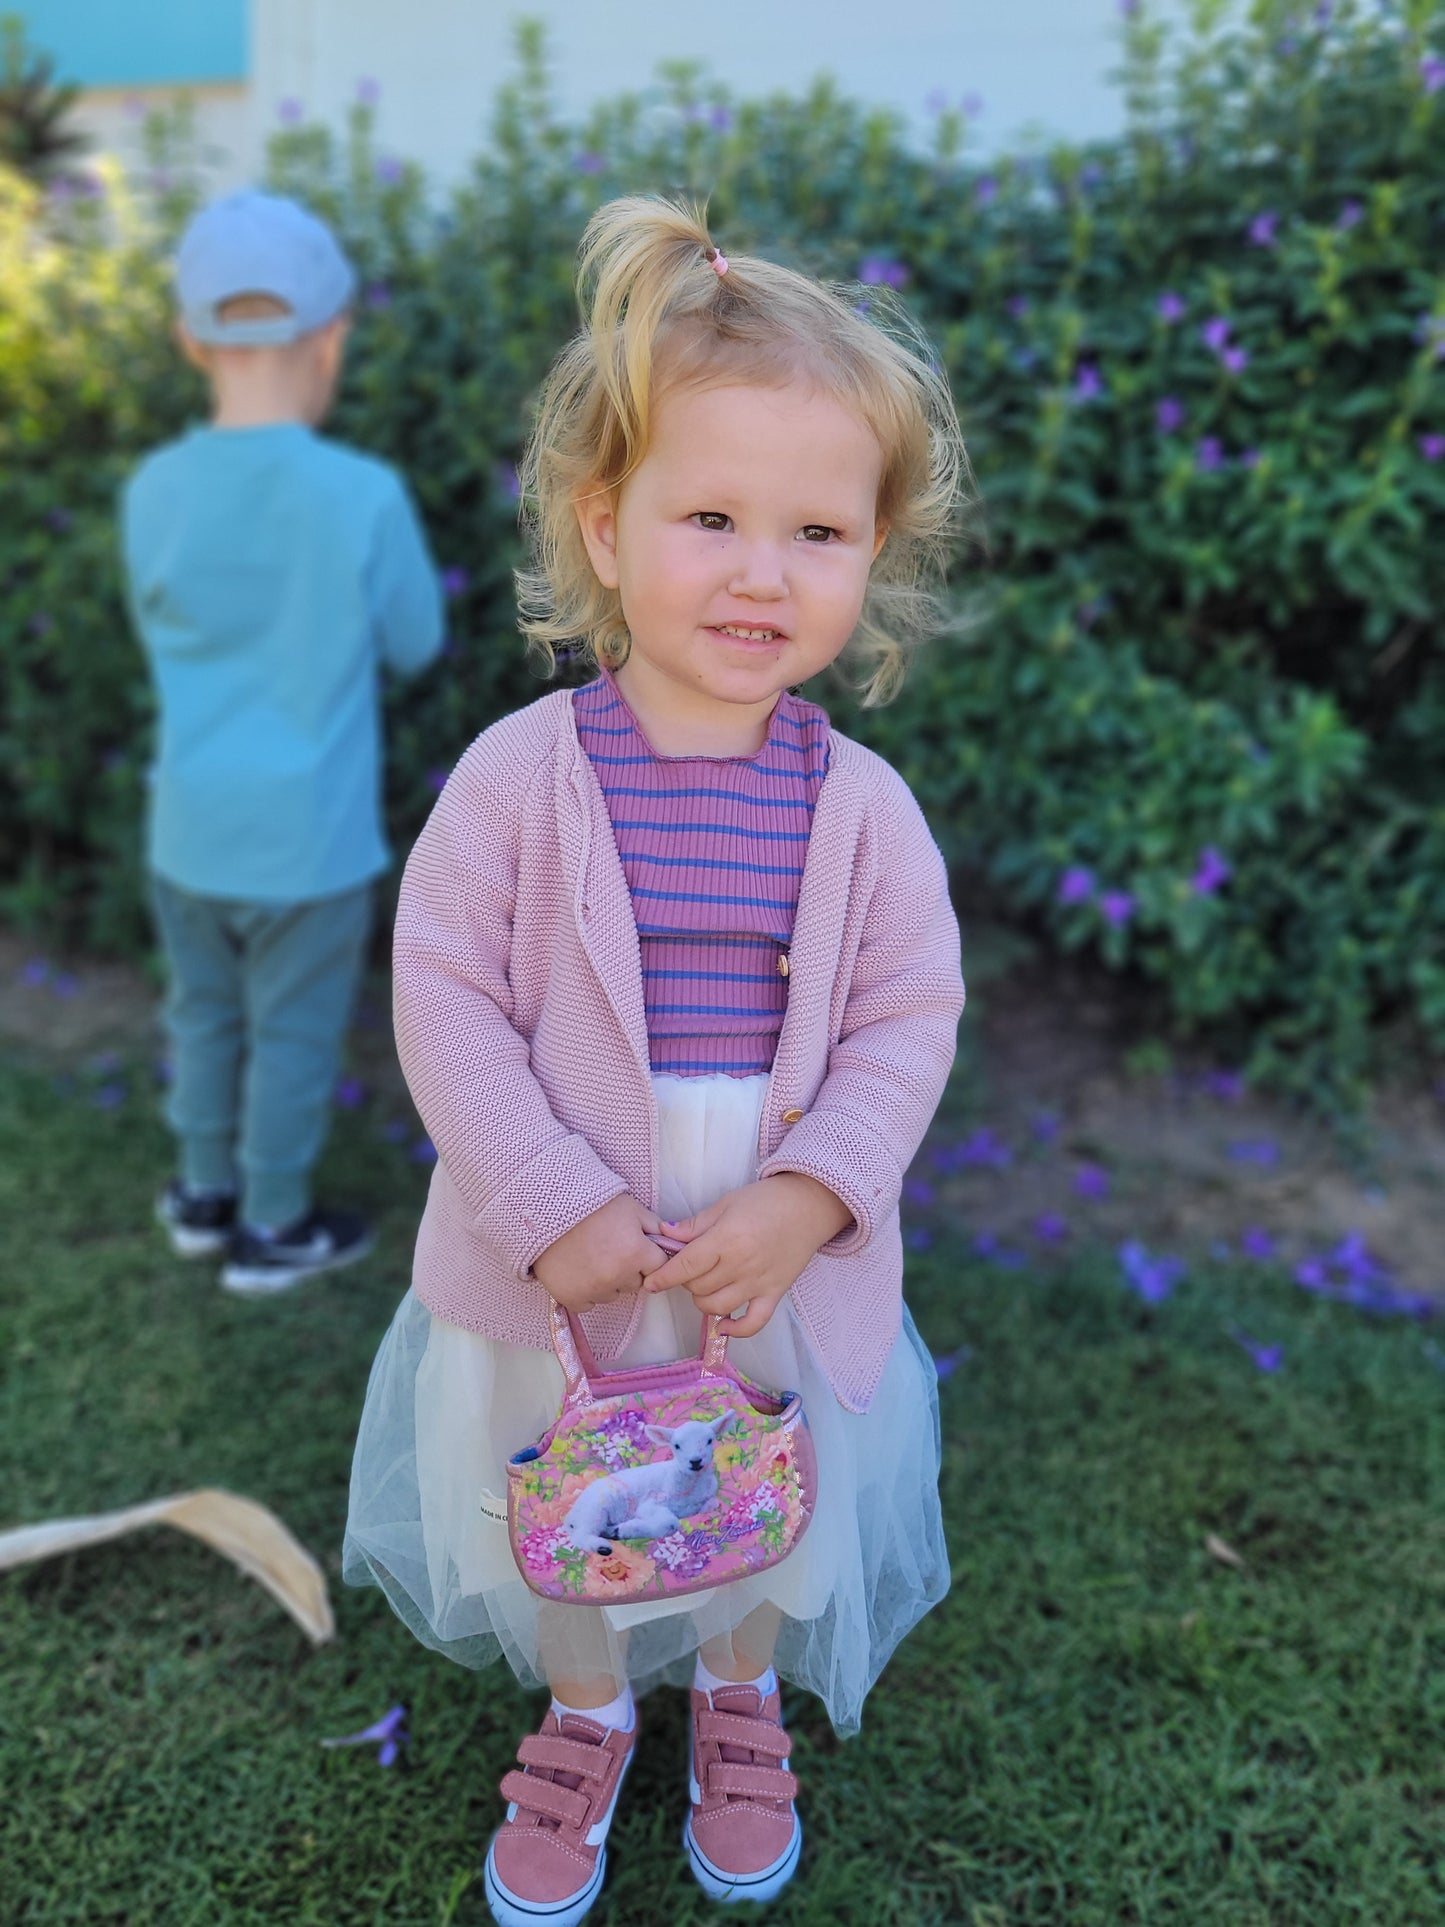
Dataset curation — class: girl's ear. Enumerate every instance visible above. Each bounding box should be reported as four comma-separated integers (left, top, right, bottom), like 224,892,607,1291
574,483,621,589
643,1423,674,1448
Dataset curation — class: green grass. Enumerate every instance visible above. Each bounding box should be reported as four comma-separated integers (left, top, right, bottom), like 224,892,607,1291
2,1055,1443,1925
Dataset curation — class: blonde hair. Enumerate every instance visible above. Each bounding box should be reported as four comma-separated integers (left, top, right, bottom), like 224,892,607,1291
516,196,968,705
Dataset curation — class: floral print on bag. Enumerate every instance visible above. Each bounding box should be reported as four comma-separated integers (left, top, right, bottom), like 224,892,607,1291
505,1369,816,1605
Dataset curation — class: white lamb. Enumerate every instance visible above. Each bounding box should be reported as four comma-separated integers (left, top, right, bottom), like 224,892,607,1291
562,1413,739,1555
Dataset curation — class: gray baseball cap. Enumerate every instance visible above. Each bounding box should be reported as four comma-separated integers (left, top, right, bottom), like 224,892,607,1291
175,190,357,346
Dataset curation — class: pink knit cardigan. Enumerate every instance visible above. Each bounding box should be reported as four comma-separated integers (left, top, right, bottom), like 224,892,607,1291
393,689,964,1414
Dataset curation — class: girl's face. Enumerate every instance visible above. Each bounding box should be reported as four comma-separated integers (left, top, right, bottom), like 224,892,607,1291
575,379,885,749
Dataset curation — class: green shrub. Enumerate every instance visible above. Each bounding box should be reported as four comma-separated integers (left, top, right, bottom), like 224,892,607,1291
3,1,1445,1102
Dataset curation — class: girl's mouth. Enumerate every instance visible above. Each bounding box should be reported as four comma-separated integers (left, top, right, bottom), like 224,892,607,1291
707,624,786,647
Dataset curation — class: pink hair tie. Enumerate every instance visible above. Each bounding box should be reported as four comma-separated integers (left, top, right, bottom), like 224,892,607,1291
703,244,729,276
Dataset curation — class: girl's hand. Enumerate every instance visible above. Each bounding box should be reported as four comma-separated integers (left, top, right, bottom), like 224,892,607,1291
534,1194,670,1313
642,1175,853,1338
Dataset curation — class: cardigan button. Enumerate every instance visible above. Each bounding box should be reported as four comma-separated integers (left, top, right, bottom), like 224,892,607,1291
781,1106,805,1125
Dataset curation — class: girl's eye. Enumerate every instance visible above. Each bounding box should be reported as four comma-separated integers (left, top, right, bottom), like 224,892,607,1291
798,525,838,543
693,512,732,532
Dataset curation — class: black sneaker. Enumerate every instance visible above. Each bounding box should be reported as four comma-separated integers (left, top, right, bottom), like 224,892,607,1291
220,1209,376,1295
155,1180,238,1259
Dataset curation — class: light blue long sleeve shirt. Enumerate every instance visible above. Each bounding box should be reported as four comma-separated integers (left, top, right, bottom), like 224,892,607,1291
121,422,443,902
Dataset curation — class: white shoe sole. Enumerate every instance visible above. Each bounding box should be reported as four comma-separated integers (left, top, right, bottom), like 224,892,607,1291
220,1230,376,1296
683,1812,802,1904
154,1199,231,1259
483,1847,605,1927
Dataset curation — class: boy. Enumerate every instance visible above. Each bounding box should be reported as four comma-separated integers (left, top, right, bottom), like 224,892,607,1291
122,189,443,1293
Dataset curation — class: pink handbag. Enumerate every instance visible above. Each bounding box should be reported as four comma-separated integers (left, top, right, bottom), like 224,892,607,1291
506,1301,817,1606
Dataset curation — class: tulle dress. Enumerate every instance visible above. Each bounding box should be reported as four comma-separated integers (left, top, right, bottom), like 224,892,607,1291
343,1071,947,1736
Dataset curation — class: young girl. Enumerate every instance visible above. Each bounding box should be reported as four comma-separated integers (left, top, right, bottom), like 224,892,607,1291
345,197,967,1926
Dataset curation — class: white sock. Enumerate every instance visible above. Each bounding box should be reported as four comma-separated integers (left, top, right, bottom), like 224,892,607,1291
551,1684,635,1733
693,1655,777,1699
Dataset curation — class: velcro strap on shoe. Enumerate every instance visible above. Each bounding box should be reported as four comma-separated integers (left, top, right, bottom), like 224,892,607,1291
697,1710,788,1756
705,1762,799,1803
517,1734,610,1780
499,1769,590,1829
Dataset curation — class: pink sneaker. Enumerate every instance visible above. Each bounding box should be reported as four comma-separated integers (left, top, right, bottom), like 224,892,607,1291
684,1678,802,1904
483,1707,636,1927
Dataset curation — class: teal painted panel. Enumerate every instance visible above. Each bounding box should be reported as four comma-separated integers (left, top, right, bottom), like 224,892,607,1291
15,0,248,88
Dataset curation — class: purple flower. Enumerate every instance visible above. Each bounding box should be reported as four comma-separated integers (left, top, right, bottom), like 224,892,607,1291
442,565,469,598
322,1703,408,1768
91,1081,126,1110
154,1055,173,1086
364,281,391,310
906,1226,933,1252
960,91,985,116
1034,1212,1070,1243
426,766,449,793
933,1344,973,1380
47,508,73,533
1156,396,1186,433
1195,437,1225,473
51,972,79,999
21,958,50,988
1221,345,1249,375
375,156,403,187
334,1075,366,1110
1119,1241,1185,1303
1420,54,1445,95
1058,865,1095,905
381,1118,410,1144
1074,1163,1110,1200
707,104,734,132
1228,1138,1279,1166
493,460,522,502
1031,1110,1061,1144
975,176,998,208
1240,1227,1277,1260
947,1127,1013,1171
925,87,948,115
1157,291,1187,323
1100,890,1136,926
1248,211,1278,247
1073,362,1104,401
278,97,303,126
1006,295,1031,320
1202,1069,1246,1101
1079,161,1105,192
1119,0,1140,16
1296,1259,1328,1290
410,1136,438,1165
1201,316,1232,353
1191,846,1232,894
1240,448,1262,469
903,1177,935,1207
356,77,381,107
859,256,910,289
1419,434,1445,463
1336,198,1363,230
573,150,605,176
1229,1325,1284,1373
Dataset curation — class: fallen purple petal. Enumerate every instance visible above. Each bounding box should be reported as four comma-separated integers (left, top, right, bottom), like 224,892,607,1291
1031,1110,1061,1144
906,1226,933,1252
426,766,449,793
932,1344,973,1380
1033,1212,1069,1243
1228,1138,1279,1167
951,1128,1013,1171
21,958,50,988
323,1703,409,1757
410,1136,438,1165
1229,1324,1284,1373
1240,1227,1277,1260
903,1177,935,1207
1202,1069,1247,1101
1119,1240,1185,1303
334,1076,366,1110
51,973,80,998
1074,1164,1110,1200
381,1119,411,1144
441,566,469,597
90,1081,126,1110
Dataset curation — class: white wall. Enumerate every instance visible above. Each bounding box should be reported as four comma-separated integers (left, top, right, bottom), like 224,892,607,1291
249,0,1159,187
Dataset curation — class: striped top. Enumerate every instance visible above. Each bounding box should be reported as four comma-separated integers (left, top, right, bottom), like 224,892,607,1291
573,672,830,1077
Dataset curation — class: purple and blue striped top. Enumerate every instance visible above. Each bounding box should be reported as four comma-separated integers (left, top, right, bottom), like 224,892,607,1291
573,672,831,1077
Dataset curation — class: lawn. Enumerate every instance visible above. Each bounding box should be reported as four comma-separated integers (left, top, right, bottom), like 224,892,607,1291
2,1051,1442,1925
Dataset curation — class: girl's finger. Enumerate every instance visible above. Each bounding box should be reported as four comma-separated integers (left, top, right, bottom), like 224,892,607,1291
637,1238,669,1277
721,1298,773,1338
690,1279,749,1317
645,1238,722,1294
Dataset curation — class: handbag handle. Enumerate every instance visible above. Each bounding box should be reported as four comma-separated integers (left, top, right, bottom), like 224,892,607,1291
548,1298,729,1405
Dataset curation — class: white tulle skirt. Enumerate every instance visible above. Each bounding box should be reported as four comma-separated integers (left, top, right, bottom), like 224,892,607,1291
343,1072,948,1736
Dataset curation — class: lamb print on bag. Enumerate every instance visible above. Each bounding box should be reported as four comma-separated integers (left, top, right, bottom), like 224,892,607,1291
506,1311,817,1606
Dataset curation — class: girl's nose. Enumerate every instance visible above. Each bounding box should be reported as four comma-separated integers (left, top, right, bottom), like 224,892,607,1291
727,546,787,601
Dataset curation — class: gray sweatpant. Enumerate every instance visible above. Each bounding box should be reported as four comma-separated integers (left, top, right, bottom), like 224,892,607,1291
151,875,373,1231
